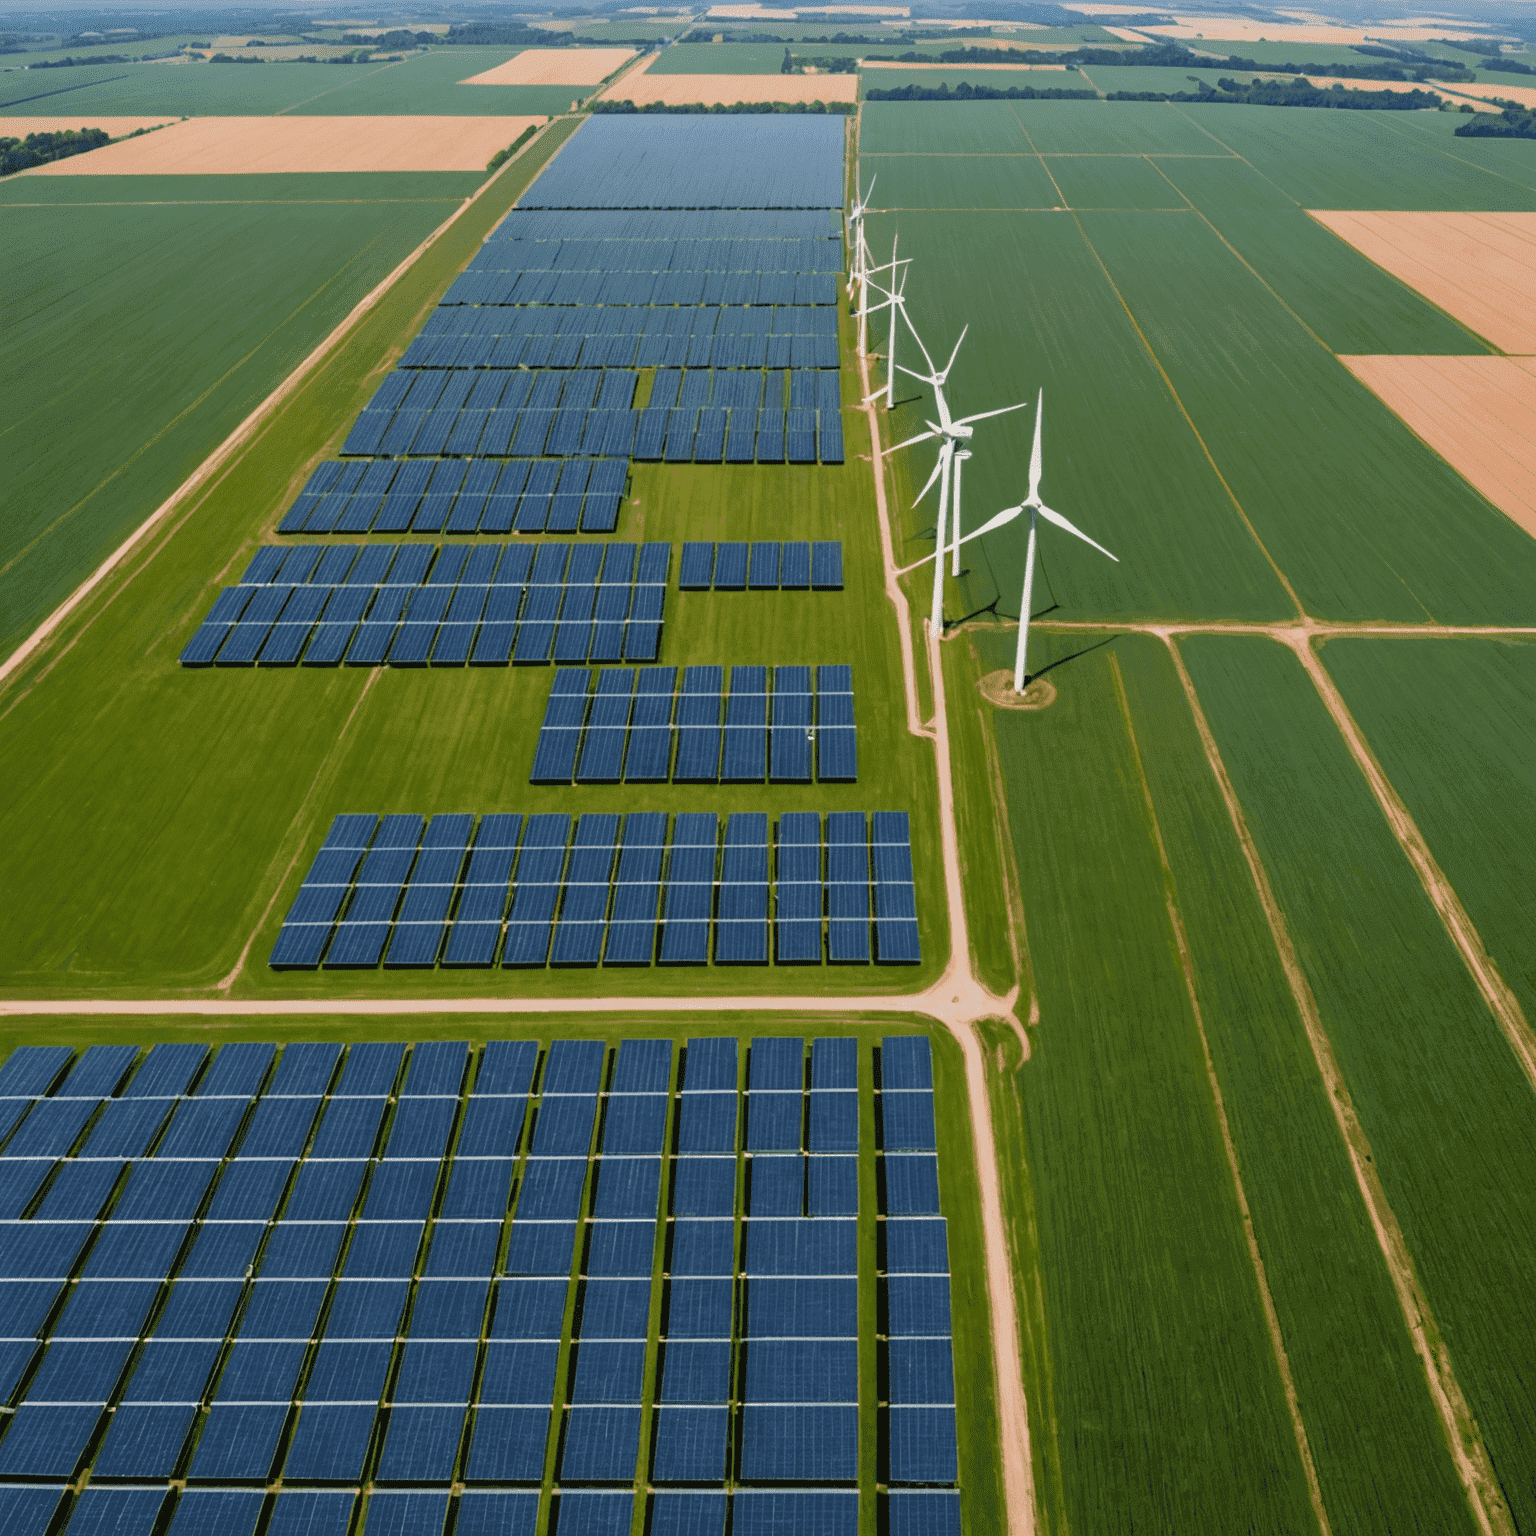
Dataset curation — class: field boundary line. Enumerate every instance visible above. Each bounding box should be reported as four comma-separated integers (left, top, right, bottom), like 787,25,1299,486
1290,634,1536,1093
0,122,561,693
1164,634,1514,1536
1111,650,1331,1536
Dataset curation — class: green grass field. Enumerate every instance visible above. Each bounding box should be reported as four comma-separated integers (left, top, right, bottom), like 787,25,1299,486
1182,635,1536,1532
0,49,577,117
1322,638,1536,1027
0,171,482,659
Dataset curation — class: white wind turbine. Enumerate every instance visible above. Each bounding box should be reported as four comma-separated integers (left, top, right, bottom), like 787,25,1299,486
856,240,909,389
890,317,1028,633
846,175,876,303
927,391,1119,691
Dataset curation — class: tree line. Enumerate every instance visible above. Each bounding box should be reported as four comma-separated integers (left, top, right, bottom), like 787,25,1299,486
1,127,108,175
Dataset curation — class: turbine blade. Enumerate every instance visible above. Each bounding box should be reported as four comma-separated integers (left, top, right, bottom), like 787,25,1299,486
942,324,968,379
913,446,949,505
1027,389,1044,503
1038,503,1118,562
958,503,1026,545
955,400,1030,427
902,308,939,379
888,427,941,453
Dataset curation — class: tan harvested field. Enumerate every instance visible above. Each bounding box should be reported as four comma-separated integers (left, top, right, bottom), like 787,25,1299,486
1311,210,1536,353
0,115,178,138
601,55,859,103
1280,74,1451,96
459,47,636,86
863,58,1068,70
1146,16,1498,42
1343,354,1536,539
27,115,544,174
1440,79,1536,110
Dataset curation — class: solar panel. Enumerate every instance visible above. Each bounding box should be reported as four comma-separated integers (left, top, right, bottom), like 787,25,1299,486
770,667,813,784
559,1405,641,1482
739,1404,857,1482
670,1159,736,1217
721,666,767,783
716,813,768,964
502,815,571,968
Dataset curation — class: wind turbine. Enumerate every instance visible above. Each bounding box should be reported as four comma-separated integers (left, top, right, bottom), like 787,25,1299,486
943,391,1119,691
890,318,1027,634
846,175,876,303
857,239,909,389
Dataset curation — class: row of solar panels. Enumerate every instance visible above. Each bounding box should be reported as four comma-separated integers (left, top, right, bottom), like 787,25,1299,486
873,1040,958,1486
530,666,857,787
181,543,668,670
679,540,842,591
403,317,840,374
518,117,845,211
464,236,844,277
486,207,841,244
269,810,917,971
443,269,838,310
342,375,844,466
278,457,625,537
0,1489,962,1536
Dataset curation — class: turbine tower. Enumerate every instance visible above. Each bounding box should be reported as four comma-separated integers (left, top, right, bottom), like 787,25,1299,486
890,319,1027,634
846,174,876,310
857,238,910,407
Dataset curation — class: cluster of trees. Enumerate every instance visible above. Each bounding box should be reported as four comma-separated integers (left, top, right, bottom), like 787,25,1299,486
1,127,108,176
445,23,571,47
1456,104,1536,136
340,29,435,48
592,99,857,115
1109,75,1443,109
866,80,1095,100
486,123,539,171
1480,55,1535,74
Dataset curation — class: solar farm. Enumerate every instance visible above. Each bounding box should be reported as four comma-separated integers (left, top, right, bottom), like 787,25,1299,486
9,5,1536,1535
0,1035,959,1534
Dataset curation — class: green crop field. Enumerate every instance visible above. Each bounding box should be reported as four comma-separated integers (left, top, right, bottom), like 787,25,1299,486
1182,635,1536,1532
861,66,1090,97
0,49,577,117
958,625,1479,1534
862,100,1536,628
1322,638,1536,1025
1,171,482,659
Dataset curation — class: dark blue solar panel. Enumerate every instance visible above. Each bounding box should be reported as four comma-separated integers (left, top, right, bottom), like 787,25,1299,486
745,1218,855,1276
734,1491,858,1536
591,1167,660,1229
670,1158,735,1217
716,813,768,963
188,1404,288,1480
659,1340,730,1403
748,1156,802,1217
52,1280,157,1339
68,1485,171,1534
678,543,714,590
81,1221,190,1280
394,1341,479,1403
25,1337,135,1400
3,1098,99,1158
155,1097,248,1159
440,1160,515,1223
266,1492,358,1536
884,1276,951,1338
888,1407,958,1485
502,815,571,967
624,669,675,783
0,1046,71,1097
669,1220,734,1277
259,1222,344,1280
808,1157,858,1217
601,1094,668,1154
884,1156,940,1217
649,1491,727,1536
304,1340,392,1400
0,1221,92,1279
660,814,716,964
0,1405,100,1477
285,1158,366,1221
479,1341,558,1404
746,1093,801,1152
464,1407,550,1483
490,1279,568,1340
604,813,666,965
551,814,618,967
34,1159,124,1220
673,670,722,784
504,1222,576,1278
455,1491,539,1536
365,1159,439,1220
424,1222,501,1279
571,1340,645,1402
650,1405,729,1483
888,1337,955,1406
477,1041,540,1096
712,543,747,590
770,667,812,784
151,1283,242,1342
343,1222,423,1279
721,667,767,783
885,1492,961,1536
676,1093,735,1154
122,1042,206,1098
269,1042,344,1096
281,1404,377,1482
362,1492,450,1536
780,541,812,589
443,816,522,967
739,1404,857,1481
575,671,634,784
409,1279,489,1340
742,1338,857,1402
167,1490,269,1536
809,1092,859,1153
881,1037,932,1092
881,1091,937,1152
744,1277,856,1338
0,1162,51,1220
560,1405,640,1482
680,1040,736,1093
375,1405,466,1482
665,1279,732,1339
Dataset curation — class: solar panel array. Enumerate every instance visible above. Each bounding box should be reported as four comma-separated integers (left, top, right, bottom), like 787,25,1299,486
0,1030,957,1536
269,811,917,971
679,541,843,592
277,458,627,537
878,1037,960,1504
180,543,669,670
249,118,851,556
530,665,856,786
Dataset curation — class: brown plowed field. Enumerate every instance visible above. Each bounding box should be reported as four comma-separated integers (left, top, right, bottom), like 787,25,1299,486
459,47,636,86
26,115,544,174
1311,210,1536,353
1342,354,1536,539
